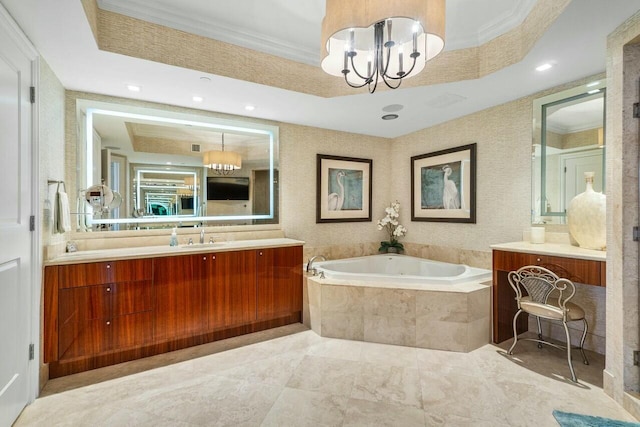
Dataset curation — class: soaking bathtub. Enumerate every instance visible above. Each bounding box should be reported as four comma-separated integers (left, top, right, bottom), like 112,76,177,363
313,254,492,286
305,254,492,352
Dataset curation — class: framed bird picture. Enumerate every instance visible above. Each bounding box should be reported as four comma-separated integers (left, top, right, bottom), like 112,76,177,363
411,143,477,223
316,154,372,223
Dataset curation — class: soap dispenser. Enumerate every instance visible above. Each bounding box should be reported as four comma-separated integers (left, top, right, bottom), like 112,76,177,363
170,228,178,247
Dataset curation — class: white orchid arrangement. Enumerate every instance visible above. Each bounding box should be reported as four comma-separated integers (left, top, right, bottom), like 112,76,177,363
377,201,407,253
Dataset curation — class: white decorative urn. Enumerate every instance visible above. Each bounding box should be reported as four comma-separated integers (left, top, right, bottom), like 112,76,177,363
567,172,606,251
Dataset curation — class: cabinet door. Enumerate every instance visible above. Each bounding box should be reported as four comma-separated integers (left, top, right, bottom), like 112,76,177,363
154,254,207,341
112,312,154,349
208,251,257,330
112,280,154,348
256,246,303,321
58,284,112,359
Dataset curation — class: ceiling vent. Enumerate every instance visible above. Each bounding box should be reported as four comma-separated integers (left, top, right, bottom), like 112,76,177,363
191,143,201,153
426,93,467,109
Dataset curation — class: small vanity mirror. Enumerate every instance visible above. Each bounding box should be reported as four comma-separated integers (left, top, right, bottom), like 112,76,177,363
532,81,605,224
76,100,279,230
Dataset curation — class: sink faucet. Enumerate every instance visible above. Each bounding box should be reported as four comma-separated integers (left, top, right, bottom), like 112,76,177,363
200,228,205,244
306,255,327,273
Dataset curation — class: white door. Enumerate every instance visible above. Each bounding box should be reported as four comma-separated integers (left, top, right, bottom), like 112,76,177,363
561,150,604,212
0,6,34,426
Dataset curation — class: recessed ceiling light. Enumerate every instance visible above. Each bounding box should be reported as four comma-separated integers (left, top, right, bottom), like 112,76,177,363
588,89,601,94
245,105,256,111
535,63,553,72
166,162,172,165
193,96,204,102
586,81,600,87
127,84,141,92
381,114,399,120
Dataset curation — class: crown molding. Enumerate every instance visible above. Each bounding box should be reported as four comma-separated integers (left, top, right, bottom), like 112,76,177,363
445,0,538,51
97,0,320,66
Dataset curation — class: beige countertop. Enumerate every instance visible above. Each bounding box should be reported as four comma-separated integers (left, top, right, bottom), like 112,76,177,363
45,238,305,266
490,241,606,262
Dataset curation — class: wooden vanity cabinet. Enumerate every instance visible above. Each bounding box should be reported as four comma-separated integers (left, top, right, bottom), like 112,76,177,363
492,249,605,344
44,244,303,377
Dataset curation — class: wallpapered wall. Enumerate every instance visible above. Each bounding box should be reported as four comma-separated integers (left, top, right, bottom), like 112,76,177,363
391,74,605,253
61,73,604,255
39,59,66,249
38,57,66,389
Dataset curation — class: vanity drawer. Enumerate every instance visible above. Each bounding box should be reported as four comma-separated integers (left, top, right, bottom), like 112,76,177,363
493,250,602,286
58,259,153,288
528,254,601,286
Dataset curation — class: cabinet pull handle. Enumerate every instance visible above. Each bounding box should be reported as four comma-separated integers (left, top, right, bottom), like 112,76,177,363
106,287,111,292
259,251,263,256
536,258,541,262
106,264,111,269
212,256,215,260
106,321,111,325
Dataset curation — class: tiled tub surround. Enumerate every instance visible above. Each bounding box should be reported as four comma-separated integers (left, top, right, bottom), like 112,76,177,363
306,276,491,352
303,242,493,270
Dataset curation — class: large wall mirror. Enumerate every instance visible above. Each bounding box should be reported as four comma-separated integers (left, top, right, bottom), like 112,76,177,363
76,100,279,231
532,80,605,224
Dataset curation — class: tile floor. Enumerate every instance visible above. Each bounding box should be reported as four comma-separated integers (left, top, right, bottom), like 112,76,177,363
16,324,637,426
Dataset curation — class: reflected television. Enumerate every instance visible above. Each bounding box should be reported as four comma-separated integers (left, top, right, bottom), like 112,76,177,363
206,177,250,201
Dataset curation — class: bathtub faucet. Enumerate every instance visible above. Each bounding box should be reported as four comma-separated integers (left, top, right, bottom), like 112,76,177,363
306,255,327,274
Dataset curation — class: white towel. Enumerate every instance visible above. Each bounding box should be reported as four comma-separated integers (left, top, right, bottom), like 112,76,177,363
56,186,71,233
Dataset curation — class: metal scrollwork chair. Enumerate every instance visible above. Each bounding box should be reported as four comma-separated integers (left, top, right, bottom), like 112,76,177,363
507,265,589,382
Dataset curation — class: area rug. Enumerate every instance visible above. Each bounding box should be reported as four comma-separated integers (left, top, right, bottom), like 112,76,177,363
553,410,640,427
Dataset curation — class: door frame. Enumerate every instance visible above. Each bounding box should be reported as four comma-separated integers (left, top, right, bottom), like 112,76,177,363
0,3,41,403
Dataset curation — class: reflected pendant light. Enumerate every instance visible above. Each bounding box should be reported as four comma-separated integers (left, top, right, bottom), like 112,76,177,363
321,0,445,93
203,133,242,175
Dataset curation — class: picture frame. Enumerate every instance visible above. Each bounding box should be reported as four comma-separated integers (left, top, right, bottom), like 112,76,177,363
316,154,373,223
411,143,476,223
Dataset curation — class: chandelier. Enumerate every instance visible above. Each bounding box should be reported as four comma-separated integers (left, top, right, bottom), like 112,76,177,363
321,0,445,93
203,133,241,175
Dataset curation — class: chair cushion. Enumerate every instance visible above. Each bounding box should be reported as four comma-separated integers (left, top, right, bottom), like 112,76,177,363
520,296,585,321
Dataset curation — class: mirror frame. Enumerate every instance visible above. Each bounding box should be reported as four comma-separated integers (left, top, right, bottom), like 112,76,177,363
78,100,279,227
531,80,606,224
